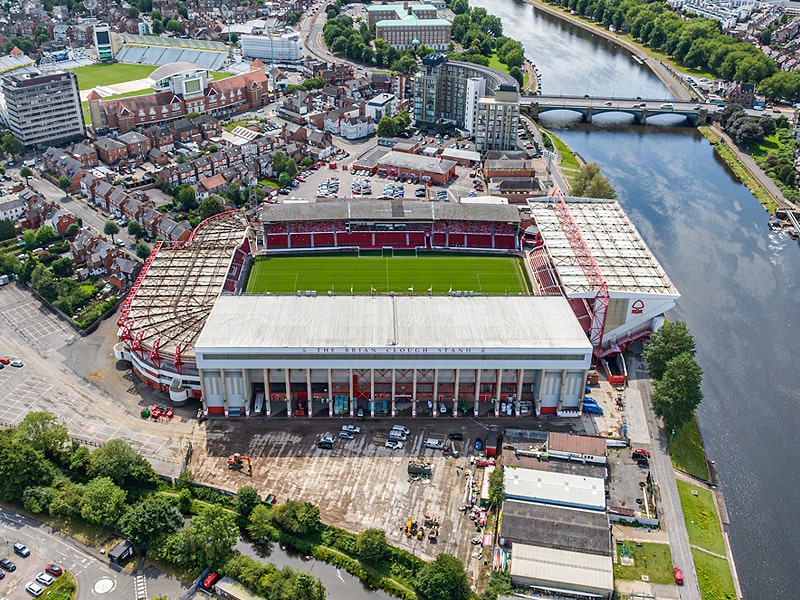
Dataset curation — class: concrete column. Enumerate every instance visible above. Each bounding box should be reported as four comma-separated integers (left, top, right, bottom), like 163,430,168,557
285,369,293,418
242,368,251,417
495,369,502,417
516,368,525,417
474,368,481,417
581,368,589,401
328,368,333,417
199,368,208,416
432,368,439,418
391,368,396,418
349,368,354,417
453,368,460,418
370,368,375,418
537,370,546,416
220,369,229,417
306,368,313,418
264,368,271,418
558,369,566,411
412,369,417,418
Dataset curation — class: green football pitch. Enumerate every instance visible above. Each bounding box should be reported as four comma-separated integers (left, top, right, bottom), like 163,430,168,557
245,254,530,295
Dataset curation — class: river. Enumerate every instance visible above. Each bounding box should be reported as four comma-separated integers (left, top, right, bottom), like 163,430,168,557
471,0,799,597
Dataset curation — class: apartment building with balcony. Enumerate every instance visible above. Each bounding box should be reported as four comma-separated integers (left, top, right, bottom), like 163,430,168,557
475,85,521,152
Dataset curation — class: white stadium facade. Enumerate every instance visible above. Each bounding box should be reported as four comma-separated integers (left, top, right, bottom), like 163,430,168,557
115,195,678,420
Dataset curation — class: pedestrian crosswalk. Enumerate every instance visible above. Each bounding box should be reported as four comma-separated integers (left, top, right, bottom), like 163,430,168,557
134,573,147,600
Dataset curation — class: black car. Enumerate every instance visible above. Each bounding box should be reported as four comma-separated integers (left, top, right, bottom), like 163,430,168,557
0,557,16,571
13,543,29,557
447,433,464,441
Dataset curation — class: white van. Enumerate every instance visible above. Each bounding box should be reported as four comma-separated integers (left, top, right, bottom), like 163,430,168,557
391,425,410,435
660,103,674,110
424,438,446,450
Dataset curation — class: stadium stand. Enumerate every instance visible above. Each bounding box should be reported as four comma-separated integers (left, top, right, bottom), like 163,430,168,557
114,34,227,70
527,246,563,296
222,238,252,294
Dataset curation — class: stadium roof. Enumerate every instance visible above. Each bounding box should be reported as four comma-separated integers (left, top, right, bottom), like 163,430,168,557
120,213,248,363
195,295,592,353
509,543,614,595
120,33,227,51
260,199,520,223
501,500,611,555
528,197,679,297
149,62,208,81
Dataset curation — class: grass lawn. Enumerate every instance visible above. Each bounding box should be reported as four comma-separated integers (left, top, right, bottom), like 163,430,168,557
48,571,78,599
246,254,530,295
692,547,736,600
73,63,233,90
613,541,674,584
749,131,781,160
72,63,159,89
676,480,726,556
670,414,709,480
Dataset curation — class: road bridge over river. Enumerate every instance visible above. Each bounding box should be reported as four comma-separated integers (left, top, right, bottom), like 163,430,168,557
522,95,711,125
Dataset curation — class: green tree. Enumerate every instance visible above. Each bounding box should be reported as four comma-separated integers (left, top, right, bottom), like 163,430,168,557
0,218,15,242
152,19,164,34
135,241,151,260
2,133,21,157
66,222,80,237
104,220,120,244
278,171,292,188
58,175,71,197
487,465,505,506
188,504,239,567
30,263,58,301
0,430,57,501
356,528,388,560
480,570,513,600
236,485,261,518
127,220,145,240
176,185,197,212
509,66,524,87
165,19,183,33
48,479,84,518
177,487,192,514
87,438,159,489
643,321,696,380
19,165,32,184
391,54,418,75
15,411,69,461
271,500,320,536
413,553,470,600
35,225,57,247
377,116,398,138
198,196,224,220
81,476,127,524
120,495,183,550
51,257,73,278
247,504,277,541
652,352,704,434
571,162,616,198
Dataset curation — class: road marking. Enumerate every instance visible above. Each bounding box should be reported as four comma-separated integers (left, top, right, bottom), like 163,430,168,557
134,573,147,599
94,576,115,594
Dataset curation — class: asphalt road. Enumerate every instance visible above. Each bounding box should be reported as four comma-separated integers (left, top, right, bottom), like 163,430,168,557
627,356,701,600
0,507,135,600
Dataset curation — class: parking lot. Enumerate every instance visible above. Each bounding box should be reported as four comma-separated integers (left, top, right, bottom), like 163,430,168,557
191,417,519,578
0,285,187,473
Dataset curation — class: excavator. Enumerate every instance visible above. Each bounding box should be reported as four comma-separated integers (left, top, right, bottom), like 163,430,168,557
227,453,252,475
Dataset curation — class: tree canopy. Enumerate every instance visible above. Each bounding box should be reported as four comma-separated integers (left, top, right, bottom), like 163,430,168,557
413,553,470,600
643,321,696,380
571,163,617,198
120,495,183,550
87,438,159,489
652,351,704,433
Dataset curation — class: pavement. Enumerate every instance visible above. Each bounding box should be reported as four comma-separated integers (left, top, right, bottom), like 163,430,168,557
0,507,186,600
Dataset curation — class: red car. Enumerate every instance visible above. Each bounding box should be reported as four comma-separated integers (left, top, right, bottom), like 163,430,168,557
673,567,684,585
45,563,63,577
0,357,9,365
633,448,651,458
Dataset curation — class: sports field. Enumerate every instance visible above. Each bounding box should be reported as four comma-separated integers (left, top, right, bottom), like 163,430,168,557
72,63,233,90
245,254,530,295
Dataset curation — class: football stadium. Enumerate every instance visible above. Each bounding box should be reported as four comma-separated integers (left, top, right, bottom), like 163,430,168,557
115,197,678,420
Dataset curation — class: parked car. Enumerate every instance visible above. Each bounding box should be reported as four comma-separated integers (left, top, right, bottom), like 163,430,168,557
475,438,483,451
448,433,464,441
25,582,43,597
391,425,410,435
0,558,16,571
44,564,62,577
341,425,361,434
13,543,29,557
338,431,354,440
633,448,651,458
385,440,403,450
35,572,54,586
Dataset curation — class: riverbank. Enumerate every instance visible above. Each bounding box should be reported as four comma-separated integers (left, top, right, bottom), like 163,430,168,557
521,0,693,101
